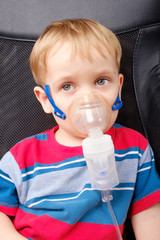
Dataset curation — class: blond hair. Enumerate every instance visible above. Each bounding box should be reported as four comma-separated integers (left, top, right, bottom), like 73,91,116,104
30,19,122,85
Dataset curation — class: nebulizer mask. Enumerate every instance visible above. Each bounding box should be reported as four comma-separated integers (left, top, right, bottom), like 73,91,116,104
44,85,123,239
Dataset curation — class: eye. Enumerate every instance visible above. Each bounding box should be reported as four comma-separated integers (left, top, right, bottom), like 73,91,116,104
96,78,109,86
62,83,74,92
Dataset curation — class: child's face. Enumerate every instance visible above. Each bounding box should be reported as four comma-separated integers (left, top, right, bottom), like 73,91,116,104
34,42,123,146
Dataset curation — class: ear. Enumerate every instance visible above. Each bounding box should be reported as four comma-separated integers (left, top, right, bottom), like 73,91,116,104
34,86,52,114
118,74,124,98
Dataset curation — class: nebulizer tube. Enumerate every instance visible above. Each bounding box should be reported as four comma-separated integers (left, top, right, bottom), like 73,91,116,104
70,93,123,240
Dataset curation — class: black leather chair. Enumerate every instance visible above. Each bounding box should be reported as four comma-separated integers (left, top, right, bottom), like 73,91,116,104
1,0,160,239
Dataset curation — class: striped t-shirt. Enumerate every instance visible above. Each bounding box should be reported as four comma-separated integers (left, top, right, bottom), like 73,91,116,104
0,123,160,239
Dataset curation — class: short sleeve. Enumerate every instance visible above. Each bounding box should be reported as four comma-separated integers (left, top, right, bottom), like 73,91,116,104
129,144,160,217
0,152,19,216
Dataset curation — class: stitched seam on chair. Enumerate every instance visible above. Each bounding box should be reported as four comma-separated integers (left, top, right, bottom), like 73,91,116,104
115,22,160,35
158,38,160,64
0,23,160,40
132,29,149,139
0,35,36,42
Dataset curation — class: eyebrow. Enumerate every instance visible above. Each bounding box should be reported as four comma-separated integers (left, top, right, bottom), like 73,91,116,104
96,68,117,76
50,75,76,88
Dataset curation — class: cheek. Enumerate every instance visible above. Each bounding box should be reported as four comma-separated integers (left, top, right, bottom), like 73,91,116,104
101,88,119,105
110,111,119,127
54,95,71,114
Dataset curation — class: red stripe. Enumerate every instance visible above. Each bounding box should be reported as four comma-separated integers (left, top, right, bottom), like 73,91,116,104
14,208,124,240
112,127,148,151
0,205,17,216
10,127,83,170
128,190,160,217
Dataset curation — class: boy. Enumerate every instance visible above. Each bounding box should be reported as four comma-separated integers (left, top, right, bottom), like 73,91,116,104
0,19,160,240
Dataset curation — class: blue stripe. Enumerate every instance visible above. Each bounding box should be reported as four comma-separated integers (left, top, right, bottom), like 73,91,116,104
115,147,143,155
18,133,48,144
25,183,92,206
21,184,134,225
116,153,138,161
113,182,135,189
113,123,124,128
0,169,12,179
80,189,133,225
21,155,85,181
0,201,18,208
115,147,143,161
0,172,18,207
26,133,48,141
138,161,152,172
21,155,84,174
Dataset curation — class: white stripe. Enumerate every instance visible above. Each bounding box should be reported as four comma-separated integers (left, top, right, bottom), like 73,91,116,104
137,166,151,173
28,187,92,208
137,158,154,173
22,158,85,178
0,174,13,183
115,151,142,158
28,186,134,208
113,187,134,190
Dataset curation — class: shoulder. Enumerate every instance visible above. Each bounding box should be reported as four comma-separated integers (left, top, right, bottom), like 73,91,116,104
112,123,148,152
113,123,146,139
8,128,54,170
10,129,50,151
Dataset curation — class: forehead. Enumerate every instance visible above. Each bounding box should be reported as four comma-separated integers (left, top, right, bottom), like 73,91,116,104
47,40,116,66
45,42,118,84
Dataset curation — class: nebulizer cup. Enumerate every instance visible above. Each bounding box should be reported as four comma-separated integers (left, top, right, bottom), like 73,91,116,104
69,92,119,190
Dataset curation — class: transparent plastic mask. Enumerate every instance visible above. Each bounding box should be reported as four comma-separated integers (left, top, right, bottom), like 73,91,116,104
69,92,111,136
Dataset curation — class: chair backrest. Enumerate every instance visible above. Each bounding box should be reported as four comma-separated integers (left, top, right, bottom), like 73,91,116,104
1,0,160,175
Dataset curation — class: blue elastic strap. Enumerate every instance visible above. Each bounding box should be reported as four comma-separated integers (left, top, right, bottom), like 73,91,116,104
43,85,66,120
112,93,123,111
